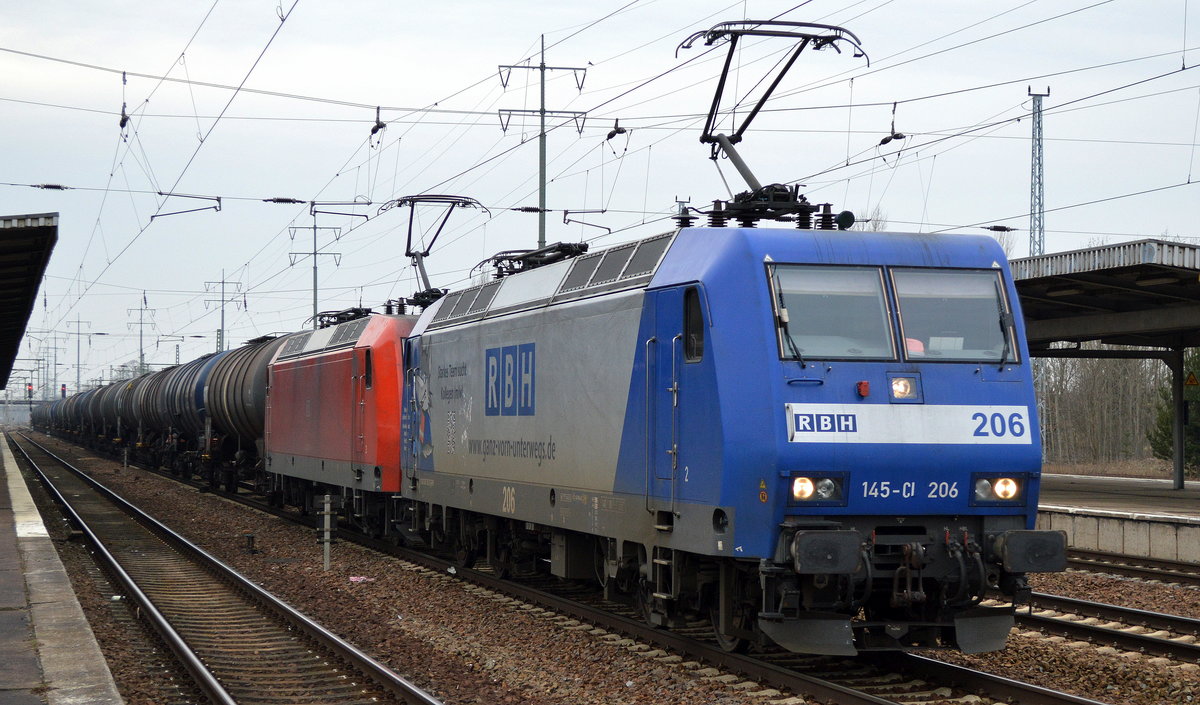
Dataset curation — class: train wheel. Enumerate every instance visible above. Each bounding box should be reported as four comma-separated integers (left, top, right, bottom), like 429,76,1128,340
430,524,446,549
493,543,514,579
453,534,478,569
593,537,608,590
637,579,660,627
710,605,751,653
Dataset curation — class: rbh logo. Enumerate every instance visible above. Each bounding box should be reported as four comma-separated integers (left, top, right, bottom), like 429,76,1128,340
792,413,857,433
485,344,535,416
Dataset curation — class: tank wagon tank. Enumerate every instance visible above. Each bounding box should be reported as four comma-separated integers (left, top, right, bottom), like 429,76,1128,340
112,373,151,443
205,333,298,491
36,333,298,486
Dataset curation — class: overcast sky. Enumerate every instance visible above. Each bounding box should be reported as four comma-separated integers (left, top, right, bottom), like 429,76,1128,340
2,0,1198,392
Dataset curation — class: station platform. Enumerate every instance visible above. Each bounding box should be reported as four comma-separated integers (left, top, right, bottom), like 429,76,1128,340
0,434,122,704
1037,473,1200,563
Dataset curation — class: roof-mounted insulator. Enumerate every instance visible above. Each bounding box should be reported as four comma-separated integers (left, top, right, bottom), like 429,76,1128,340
673,198,696,228
707,200,728,228
794,200,816,229
811,204,856,230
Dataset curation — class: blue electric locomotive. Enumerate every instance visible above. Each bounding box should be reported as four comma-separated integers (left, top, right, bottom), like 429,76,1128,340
399,225,1065,655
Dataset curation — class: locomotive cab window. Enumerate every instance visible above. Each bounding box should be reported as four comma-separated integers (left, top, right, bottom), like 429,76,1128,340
363,348,373,388
684,287,704,362
769,265,894,360
892,268,1018,363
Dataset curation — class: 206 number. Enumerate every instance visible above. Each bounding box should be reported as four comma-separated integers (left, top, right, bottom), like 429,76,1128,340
927,481,959,498
972,412,1026,438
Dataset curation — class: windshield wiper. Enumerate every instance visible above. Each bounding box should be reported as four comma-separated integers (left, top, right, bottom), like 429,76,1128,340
770,264,806,368
994,278,1014,370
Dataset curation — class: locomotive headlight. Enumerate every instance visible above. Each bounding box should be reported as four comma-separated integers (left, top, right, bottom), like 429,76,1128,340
815,477,839,500
890,375,919,400
993,477,1020,500
970,473,1025,504
789,475,846,504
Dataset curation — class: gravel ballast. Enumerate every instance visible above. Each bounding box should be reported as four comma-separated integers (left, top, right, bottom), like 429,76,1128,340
25,435,1200,704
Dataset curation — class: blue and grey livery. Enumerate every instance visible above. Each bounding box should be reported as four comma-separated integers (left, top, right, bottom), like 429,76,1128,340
400,225,1066,655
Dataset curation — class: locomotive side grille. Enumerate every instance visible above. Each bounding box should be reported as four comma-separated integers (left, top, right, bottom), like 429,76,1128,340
589,243,637,285
432,292,463,321
467,280,503,313
560,254,604,292
622,234,673,278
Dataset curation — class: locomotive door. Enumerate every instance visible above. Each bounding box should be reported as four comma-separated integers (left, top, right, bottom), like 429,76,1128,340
649,288,684,509
647,285,709,518
352,347,368,466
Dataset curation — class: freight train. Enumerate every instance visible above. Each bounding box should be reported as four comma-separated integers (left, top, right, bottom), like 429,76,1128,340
32,18,1066,658
32,223,1066,656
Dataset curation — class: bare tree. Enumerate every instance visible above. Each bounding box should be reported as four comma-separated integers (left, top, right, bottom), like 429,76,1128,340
853,205,888,232
989,230,1016,258
1037,342,1167,467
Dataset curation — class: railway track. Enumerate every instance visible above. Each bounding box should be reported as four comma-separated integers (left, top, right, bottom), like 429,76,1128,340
25,432,1111,705
453,563,1112,705
1067,548,1200,587
8,433,441,705
1007,592,1200,663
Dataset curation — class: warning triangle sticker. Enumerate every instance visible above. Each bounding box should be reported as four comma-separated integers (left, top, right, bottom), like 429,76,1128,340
1187,373,1199,386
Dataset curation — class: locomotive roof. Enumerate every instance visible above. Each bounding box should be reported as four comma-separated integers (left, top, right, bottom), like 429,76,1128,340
275,314,414,361
414,226,1009,335
276,317,371,360
419,230,677,332
653,227,1009,285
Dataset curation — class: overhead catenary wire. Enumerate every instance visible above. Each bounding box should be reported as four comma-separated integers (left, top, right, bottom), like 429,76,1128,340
44,0,302,337
927,180,1200,235
18,2,1199,379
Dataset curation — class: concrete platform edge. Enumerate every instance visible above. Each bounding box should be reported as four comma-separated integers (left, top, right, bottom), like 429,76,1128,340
2,434,124,705
1038,507,1200,563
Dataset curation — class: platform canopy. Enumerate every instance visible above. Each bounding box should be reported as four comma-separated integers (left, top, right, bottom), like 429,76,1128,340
1011,238,1200,490
0,213,58,389
1012,239,1200,349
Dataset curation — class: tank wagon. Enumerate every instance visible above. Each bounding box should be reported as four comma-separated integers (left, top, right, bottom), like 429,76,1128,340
36,333,300,491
